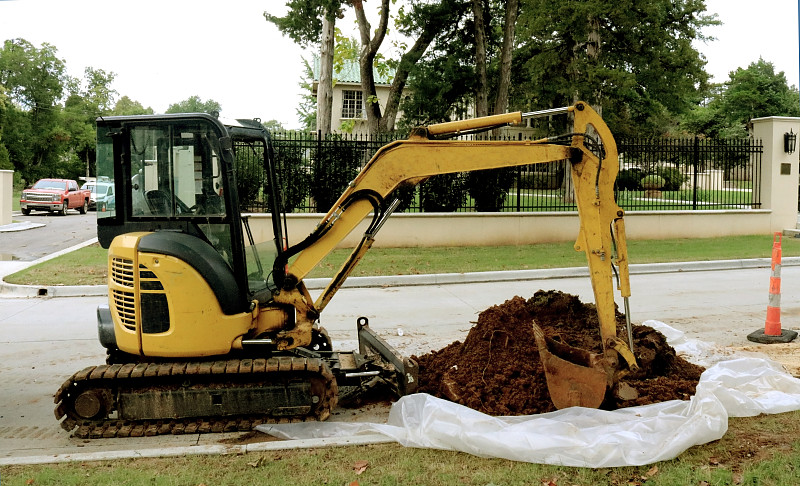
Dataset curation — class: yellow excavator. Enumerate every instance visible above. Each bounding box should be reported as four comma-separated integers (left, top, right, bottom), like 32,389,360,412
54,102,638,438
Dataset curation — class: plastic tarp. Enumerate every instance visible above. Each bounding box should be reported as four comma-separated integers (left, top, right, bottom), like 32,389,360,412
257,321,800,467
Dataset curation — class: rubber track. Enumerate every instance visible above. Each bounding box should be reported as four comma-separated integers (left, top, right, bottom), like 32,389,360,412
54,357,337,439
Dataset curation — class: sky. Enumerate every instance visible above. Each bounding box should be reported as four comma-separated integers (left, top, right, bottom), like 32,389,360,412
0,0,798,129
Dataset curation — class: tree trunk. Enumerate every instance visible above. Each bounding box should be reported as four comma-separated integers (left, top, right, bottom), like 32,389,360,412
493,0,518,117
353,0,390,135
472,0,489,118
316,11,335,136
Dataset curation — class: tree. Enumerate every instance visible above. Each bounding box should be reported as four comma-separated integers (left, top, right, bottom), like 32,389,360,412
0,87,10,170
165,96,222,115
266,1,343,135
0,38,68,183
514,0,716,137
62,67,118,177
683,58,800,138
112,96,154,116
352,0,464,134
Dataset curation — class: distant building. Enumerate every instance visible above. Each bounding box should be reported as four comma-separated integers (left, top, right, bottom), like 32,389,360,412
311,56,539,139
312,57,401,135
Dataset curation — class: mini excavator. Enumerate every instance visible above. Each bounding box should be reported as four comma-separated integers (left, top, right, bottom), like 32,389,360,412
54,102,638,438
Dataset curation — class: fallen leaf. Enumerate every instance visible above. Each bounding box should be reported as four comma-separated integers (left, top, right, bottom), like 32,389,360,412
348,482,359,486
353,460,369,475
708,456,720,466
645,466,658,477
246,456,264,468
26,480,35,485
698,481,710,486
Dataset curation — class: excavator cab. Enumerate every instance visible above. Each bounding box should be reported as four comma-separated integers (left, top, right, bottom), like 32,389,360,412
95,114,281,306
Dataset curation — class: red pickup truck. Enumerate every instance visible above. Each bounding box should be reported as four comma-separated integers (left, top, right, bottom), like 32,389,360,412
19,178,90,216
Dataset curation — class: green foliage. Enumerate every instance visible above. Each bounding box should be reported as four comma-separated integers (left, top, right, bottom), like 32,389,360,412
518,167,564,190
0,38,68,182
165,95,222,115
112,96,153,115
655,166,686,191
420,173,466,212
264,0,342,48
514,0,716,137
640,174,665,189
310,136,363,212
616,168,643,191
465,168,516,211
683,58,800,138
270,136,309,213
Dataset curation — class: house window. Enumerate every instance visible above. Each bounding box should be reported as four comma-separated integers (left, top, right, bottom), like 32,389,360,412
341,90,364,119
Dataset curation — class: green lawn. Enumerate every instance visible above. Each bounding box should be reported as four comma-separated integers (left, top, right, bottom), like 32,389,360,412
5,234,799,286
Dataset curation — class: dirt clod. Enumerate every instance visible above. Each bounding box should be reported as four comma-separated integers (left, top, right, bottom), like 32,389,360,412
413,290,704,415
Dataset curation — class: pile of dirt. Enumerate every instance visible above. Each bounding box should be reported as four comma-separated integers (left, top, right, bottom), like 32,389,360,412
412,290,705,415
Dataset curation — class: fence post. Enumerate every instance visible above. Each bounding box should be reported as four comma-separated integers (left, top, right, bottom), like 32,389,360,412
692,136,699,210
750,116,800,232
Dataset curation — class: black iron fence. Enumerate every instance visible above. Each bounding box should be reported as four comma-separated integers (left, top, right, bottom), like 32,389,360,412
236,131,762,213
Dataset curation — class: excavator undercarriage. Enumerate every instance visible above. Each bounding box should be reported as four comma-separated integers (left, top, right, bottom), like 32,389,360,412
55,319,416,437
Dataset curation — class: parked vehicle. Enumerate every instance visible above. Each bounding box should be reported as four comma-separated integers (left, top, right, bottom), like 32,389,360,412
20,178,90,215
81,179,115,211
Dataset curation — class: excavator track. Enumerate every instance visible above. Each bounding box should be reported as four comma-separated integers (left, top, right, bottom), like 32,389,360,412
54,356,337,439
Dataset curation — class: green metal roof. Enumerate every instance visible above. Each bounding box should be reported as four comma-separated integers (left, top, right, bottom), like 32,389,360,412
312,55,393,85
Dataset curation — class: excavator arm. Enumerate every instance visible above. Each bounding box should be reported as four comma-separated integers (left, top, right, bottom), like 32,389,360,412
272,102,637,408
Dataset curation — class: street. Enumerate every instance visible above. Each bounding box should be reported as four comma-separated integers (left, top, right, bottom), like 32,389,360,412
1,264,799,459
0,211,97,261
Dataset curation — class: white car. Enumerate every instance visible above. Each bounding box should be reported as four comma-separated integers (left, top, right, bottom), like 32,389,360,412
82,180,115,211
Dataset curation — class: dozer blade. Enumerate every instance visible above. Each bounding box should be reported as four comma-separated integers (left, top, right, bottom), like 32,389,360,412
531,321,609,409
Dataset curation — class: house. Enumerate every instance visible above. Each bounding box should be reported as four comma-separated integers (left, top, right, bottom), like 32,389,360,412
312,57,398,135
311,56,540,140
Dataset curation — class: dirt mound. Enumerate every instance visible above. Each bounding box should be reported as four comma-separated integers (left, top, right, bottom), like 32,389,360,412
413,290,704,415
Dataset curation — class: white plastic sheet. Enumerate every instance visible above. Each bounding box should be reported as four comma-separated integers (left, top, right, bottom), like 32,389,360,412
258,321,800,467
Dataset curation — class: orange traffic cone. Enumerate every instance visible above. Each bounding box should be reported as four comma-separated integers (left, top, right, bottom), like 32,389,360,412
747,232,797,343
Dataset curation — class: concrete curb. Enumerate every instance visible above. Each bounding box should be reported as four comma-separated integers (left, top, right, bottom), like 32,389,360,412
0,237,100,298
0,434,393,466
2,256,798,298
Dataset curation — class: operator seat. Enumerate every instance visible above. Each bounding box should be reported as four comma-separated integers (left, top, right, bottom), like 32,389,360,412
146,190,171,215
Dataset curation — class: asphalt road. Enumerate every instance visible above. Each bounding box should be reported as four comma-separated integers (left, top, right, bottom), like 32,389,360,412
0,210,98,261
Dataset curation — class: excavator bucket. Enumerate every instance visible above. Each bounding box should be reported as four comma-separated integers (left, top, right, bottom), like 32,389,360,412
531,321,609,409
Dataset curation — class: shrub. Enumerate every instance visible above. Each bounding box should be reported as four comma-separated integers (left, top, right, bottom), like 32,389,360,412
270,139,309,213
466,168,515,212
640,174,665,189
420,173,466,212
311,136,363,212
656,167,687,191
616,168,643,191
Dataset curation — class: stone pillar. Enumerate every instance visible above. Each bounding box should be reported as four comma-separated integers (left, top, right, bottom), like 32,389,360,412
751,116,800,232
0,170,13,226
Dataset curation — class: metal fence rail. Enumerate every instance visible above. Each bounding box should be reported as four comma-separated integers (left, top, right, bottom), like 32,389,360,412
237,131,762,214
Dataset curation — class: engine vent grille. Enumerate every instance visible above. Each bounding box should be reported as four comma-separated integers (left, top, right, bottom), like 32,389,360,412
112,289,137,331
111,257,135,287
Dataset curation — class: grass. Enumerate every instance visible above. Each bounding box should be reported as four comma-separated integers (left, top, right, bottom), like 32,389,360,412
3,410,800,485
5,234,800,286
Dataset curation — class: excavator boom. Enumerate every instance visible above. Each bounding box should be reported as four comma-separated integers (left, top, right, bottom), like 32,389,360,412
273,103,637,408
